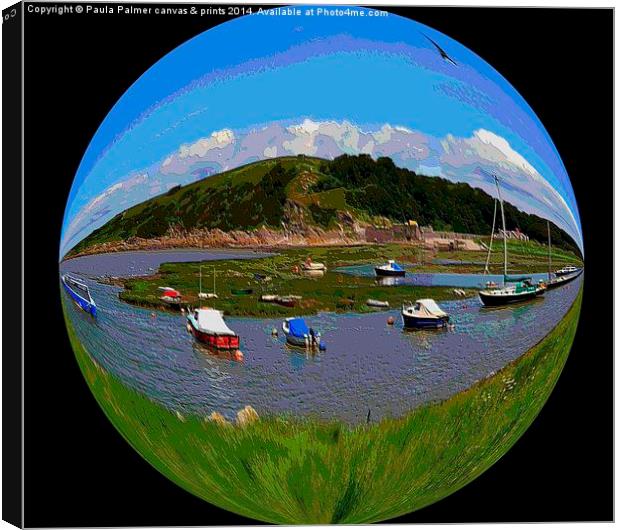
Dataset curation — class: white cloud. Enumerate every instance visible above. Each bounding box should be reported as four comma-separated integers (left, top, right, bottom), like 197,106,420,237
63,121,581,254
439,129,581,242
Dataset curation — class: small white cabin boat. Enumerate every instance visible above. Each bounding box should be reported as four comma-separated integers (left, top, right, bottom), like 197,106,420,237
375,260,406,277
402,299,449,329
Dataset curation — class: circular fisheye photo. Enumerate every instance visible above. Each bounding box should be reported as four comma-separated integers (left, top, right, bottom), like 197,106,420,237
60,7,583,524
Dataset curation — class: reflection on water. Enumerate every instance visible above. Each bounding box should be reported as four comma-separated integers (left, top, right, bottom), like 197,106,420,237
61,252,582,425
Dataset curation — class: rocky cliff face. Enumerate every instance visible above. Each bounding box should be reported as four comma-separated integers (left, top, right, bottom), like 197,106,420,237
66,215,369,259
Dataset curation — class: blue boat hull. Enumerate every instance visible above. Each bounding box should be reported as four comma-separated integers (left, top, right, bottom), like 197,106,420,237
62,278,97,317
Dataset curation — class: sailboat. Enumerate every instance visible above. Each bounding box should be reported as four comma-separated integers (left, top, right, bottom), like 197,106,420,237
478,175,545,306
187,265,240,352
198,265,218,299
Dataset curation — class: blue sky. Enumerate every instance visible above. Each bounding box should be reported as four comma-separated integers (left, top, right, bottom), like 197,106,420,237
61,6,582,256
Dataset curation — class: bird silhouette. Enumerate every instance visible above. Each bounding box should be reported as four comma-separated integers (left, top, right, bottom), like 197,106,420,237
423,34,458,66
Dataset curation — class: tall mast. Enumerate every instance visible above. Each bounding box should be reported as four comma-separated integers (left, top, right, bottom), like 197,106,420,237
484,198,497,275
213,266,216,296
547,220,552,281
199,265,202,294
494,175,508,279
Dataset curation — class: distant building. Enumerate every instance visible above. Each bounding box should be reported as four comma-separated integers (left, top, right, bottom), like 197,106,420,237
365,221,422,243
495,228,529,241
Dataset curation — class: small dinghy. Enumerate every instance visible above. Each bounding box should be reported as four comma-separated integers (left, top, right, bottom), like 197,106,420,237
276,296,298,308
402,299,449,329
62,274,97,317
159,286,182,303
260,294,279,302
366,299,390,308
301,257,327,272
231,287,253,295
187,308,240,351
375,260,406,277
260,294,300,307
282,317,326,350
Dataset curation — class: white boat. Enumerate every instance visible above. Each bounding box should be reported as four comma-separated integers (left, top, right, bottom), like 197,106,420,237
260,294,279,302
366,299,390,308
402,299,449,329
554,265,581,276
187,308,240,351
199,292,218,299
301,258,327,271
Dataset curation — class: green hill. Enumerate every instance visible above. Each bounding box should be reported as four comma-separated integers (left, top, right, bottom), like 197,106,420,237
67,154,581,257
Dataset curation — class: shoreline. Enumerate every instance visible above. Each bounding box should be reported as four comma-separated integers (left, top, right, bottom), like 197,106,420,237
62,234,375,261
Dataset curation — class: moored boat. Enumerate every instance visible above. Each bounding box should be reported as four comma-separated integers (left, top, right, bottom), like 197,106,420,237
62,274,97,317
402,299,449,329
544,221,583,290
186,308,240,351
366,299,390,308
554,265,581,277
260,294,301,307
478,175,545,307
301,257,327,271
282,317,325,350
159,286,182,303
478,280,544,306
546,269,583,290
375,260,406,277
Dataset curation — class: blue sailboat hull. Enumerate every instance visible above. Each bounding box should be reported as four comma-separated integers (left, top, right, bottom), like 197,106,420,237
62,277,97,317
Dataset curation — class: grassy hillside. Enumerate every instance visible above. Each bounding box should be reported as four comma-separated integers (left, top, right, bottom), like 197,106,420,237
68,155,581,257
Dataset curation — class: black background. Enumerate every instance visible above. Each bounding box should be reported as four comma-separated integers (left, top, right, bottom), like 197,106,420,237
11,3,613,526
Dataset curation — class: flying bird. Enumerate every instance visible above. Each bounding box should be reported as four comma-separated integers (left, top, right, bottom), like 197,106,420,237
423,34,458,66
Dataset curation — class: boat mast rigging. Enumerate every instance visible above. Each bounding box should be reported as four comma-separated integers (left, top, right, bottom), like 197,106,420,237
493,174,508,281
547,220,552,282
484,198,497,275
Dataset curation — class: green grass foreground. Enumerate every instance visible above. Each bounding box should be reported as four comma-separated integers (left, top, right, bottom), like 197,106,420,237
118,242,581,317
65,289,582,524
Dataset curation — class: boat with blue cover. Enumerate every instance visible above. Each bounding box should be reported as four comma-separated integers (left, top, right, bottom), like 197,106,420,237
282,317,326,350
375,260,406,277
62,274,97,317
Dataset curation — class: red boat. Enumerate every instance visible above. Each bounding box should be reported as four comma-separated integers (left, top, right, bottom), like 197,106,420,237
186,308,240,350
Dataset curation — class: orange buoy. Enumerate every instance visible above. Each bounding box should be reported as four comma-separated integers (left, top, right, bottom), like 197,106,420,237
233,350,244,362
387,316,395,326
